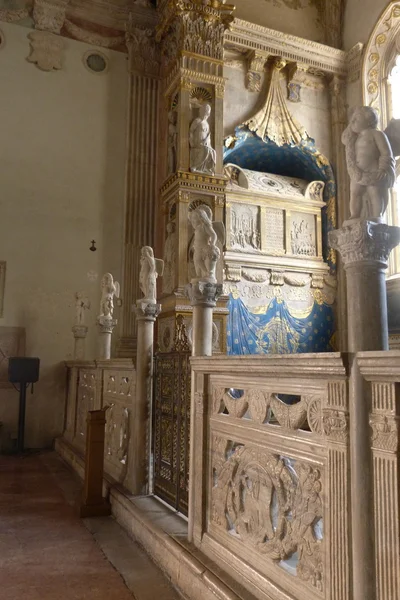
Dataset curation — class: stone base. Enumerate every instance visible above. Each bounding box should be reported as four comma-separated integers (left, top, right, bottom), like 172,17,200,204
78,500,111,518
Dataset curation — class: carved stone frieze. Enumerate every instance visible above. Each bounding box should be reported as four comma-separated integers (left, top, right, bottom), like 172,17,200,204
32,0,69,34
211,441,324,591
27,30,65,71
328,220,400,268
322,409,349,442
370,414,400,452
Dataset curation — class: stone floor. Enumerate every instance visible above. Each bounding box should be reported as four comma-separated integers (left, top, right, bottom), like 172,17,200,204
0,451,181,600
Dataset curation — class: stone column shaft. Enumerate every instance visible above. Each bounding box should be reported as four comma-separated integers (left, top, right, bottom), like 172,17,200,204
130,301,161,495
72,325,88,360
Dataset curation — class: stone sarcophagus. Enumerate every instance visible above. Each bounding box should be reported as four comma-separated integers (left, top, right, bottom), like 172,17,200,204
224,163,327,275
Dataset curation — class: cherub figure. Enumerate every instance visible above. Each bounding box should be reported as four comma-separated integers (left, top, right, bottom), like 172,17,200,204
75,292,90,325
139,246,164,303
188,205,225,282
342,106,396,220
189,103,216,175
99,273,120,318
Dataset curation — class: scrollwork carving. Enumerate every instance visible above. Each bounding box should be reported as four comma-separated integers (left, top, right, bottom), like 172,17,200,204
370,414,399,452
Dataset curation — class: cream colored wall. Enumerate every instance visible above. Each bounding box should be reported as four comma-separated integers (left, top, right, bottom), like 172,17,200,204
343,0,389,50
0,22,128,449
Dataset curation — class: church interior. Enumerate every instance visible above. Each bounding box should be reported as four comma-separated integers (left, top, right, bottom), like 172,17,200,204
1,1,400,599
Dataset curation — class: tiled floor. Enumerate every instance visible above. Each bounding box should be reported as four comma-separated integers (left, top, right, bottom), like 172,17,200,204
0,451,181,600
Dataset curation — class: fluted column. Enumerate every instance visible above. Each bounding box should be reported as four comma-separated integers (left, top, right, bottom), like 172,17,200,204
117,24,160,357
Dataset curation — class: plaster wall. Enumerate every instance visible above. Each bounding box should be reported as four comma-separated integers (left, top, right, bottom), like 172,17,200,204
0,22,128,449
343,0,389,51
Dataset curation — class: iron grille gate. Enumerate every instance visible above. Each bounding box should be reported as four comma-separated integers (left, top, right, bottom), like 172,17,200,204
153,350,191,515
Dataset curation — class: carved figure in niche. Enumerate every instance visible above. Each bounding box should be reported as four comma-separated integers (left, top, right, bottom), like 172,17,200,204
167,110,177,175
342,106,395,220
189,103,216,175
99,273,120,318
188,205,225,282
74,292,90,325
163,222,176,293
139,246,164,303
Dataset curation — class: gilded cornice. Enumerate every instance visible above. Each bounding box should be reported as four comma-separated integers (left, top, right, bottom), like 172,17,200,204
164,65,225,100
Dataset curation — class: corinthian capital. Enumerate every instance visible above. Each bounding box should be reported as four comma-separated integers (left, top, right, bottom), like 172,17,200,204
328,220,400,268
126,18,160,76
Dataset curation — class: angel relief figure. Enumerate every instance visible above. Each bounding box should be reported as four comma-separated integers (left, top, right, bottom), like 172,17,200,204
99,273,120,318
188,205,225,283
139,246,164,303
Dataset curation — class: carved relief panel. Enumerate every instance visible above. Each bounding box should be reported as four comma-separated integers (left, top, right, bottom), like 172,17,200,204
291,212,316,257
75,369,97,444
228,203,260,252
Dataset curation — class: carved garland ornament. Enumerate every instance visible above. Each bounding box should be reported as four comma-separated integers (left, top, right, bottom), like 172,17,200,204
211,441,324,591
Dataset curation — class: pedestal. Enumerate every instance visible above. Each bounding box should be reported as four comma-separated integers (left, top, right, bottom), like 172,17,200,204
185,281,222,357
328,218,400,600
131,301,161,494
72,325,88,360
329,219,400,352
96,316,117,360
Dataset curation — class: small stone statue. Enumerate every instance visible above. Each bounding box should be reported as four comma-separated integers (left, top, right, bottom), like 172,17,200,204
188,205,225,283
189,103,216,175
167,110,177,175
139,246,164,303
75,292,90,325
342,106,396,220
99,273,120,318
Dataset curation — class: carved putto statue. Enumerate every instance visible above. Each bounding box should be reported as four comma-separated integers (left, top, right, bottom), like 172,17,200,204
99,273,120,318
167,110,177,175
188,205,225,283
189,103,216,175
139,246,164,303
342,106,396,220
74,292,90,325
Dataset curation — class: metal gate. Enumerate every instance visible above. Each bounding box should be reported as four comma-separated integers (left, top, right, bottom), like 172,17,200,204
153,317,191,515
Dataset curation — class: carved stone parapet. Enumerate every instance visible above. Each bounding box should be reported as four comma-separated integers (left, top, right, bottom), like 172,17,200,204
72,325,88,339
27,30,65,71
246,50,268,93
96,315,117,335
370,414,400,452
135,301,161,321
328,220,400,268
32,0,69,34
323,408,349,443
185,281,222,308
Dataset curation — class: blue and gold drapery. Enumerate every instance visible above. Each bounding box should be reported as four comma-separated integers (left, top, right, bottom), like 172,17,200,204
227,295,335,356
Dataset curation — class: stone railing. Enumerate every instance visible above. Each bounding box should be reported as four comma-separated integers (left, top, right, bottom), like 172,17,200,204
63,359,136,488
190,353,350,600
357,351,400,600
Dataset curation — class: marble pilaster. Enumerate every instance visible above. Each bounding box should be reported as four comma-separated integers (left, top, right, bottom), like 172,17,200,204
117,19,160,357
